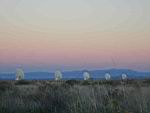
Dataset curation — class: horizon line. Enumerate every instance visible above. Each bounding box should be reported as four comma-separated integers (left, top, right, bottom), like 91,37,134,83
1,68,150,74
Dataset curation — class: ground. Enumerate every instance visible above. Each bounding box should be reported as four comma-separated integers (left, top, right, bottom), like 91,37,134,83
0,79,150,113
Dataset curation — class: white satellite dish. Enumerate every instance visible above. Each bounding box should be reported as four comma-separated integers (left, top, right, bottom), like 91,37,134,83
16,68,24,80
122,74,127,80
55,70,63,81
83,72,91,80
105,73,111,80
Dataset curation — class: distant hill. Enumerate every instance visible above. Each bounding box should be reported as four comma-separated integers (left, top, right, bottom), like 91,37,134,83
0,69,150,80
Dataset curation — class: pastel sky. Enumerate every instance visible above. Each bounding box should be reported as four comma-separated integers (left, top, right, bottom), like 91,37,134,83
0,0,150,72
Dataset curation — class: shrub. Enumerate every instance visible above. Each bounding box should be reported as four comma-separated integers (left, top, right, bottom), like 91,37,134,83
15,80,31,85
0,81,12,92
65,80,80,86
81,80,91,85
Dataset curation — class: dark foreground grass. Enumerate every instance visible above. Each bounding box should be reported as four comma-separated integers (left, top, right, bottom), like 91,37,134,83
0,79,150,113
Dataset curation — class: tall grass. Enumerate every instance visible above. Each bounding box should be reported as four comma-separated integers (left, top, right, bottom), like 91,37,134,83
0,80,150,113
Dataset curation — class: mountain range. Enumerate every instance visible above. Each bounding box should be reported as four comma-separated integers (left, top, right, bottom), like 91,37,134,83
0,69,150,80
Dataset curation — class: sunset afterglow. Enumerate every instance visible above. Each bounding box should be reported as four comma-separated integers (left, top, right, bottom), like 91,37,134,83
0,0,150,72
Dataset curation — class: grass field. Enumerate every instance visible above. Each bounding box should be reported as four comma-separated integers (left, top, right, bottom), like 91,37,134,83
0,80,150,113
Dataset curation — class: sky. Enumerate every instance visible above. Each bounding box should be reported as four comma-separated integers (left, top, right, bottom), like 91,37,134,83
0,0,150,72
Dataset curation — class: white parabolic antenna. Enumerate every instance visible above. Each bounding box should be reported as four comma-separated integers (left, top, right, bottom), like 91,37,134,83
83,72,91,80
105,73,111,80
55,70,63,80
122,74,127,80
16,68,24,80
